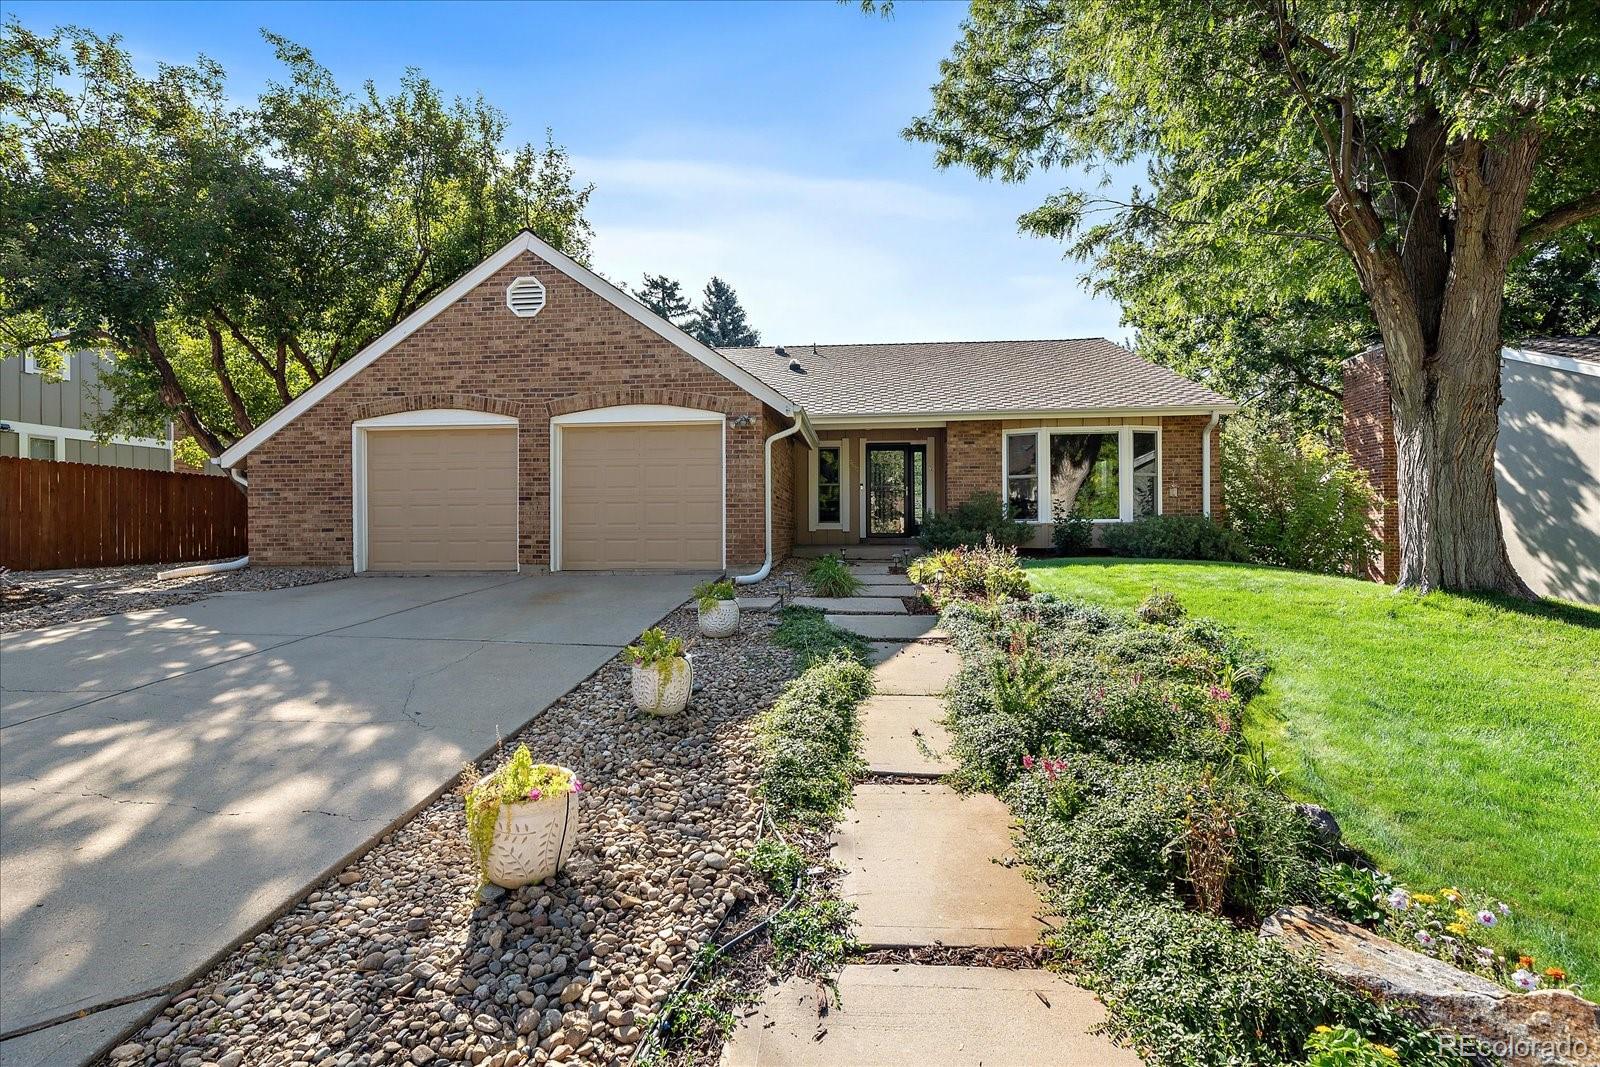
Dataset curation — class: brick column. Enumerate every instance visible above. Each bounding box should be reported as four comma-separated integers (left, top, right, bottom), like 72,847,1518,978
1342,347,1400,583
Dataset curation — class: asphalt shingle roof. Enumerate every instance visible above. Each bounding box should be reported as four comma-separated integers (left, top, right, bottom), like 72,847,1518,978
717,338,1234,419
1510,336,1600,363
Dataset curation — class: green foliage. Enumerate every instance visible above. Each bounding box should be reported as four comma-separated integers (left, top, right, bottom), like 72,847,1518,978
1222,419,1380,577
1052,506,1094,555
0,23,594,456
690,276,760,348
917,492,1031,549
1102,516,1248,562
464,746,575,876
755,651,872,821
654,963,742,1049
1136,590,1186,625
1319,863,1392,927
769,892,856,972
805,555,863,598
1304,1025,1408,1067
625,627,687,684
907,541,1031,608
634,273,696,332
772,607,871,668
745,837,807,897
693,579,736,612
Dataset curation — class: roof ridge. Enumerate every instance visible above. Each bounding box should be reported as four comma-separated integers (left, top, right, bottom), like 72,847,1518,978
720,336,1123,351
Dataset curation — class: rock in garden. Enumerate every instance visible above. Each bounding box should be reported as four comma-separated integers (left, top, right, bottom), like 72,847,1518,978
1294,803,1342,846
1261,906,1599,1067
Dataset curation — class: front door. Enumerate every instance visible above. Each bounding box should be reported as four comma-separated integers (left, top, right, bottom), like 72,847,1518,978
865,444,926,537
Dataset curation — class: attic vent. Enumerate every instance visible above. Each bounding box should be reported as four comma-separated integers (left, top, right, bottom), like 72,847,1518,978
506,276,547,318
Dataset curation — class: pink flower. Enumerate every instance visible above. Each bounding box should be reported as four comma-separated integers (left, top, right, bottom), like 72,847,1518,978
571,780,585,793
527,788,542,802
1022,754,1035,770
1477,910,1497,927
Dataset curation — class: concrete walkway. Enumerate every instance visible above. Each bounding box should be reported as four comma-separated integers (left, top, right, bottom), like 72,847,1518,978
0,571,703,1065
724,562,1135,1065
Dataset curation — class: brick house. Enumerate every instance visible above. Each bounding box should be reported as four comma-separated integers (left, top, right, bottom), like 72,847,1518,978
219,230,1236,575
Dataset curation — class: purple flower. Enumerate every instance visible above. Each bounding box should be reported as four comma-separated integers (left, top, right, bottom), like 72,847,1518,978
1414,930,1435,948
1387,889,1411,911
527,788,543,802
1477,910,1497,927
1512,969,1541,991
571,779,585,793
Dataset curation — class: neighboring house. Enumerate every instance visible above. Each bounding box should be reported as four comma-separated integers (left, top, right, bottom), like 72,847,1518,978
0,351,174,470
217,230,1235,574
1344,336,1600,605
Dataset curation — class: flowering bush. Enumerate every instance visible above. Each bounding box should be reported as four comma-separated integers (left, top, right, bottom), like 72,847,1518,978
907,539,1030,608
1304,1025,1402,1066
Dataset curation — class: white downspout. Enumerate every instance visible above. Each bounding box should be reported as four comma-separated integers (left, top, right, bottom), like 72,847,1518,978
157,468,253,578
735,417,805,585
1201,411,1221,517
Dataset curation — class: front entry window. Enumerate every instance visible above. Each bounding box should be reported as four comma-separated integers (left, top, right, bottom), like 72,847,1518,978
866,444,926,536
817,446,842,524
1049,432,1118,519
1131,431,1158,518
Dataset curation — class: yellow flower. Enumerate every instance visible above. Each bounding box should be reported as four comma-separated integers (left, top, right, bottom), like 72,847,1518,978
1442,887,1463,902
1377,1044,1400,1060
1314,1025,1332,1034
1455,907,1471,919
1414,893,1439,904
1447,922,1468,936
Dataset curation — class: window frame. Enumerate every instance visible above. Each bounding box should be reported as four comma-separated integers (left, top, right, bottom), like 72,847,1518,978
1001,425,1162,524
809,440,850,531
23,354,71,380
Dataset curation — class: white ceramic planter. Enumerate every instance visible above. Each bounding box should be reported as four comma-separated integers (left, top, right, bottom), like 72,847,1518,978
631,656,692,716
698,599,740,638
478,770,580,889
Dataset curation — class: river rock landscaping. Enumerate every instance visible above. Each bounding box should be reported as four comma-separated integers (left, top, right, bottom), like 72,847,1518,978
99,601,801,1067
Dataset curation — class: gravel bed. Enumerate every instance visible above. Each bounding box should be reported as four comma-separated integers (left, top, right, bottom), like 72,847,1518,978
1,562,348,634
730,558,814,601
101,603,799,1067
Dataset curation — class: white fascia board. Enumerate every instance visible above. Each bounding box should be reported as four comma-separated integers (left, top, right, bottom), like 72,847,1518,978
1503,346,1600,379
808,403,1237,429
219,230,795,468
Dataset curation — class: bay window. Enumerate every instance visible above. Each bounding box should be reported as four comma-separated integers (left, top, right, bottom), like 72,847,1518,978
1004,426,1161,523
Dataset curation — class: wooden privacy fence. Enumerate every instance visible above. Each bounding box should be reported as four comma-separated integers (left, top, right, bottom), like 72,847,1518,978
1,457,247,570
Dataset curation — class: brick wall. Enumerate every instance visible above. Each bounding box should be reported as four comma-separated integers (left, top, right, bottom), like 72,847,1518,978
1342,347,1400,583
766,413,796,564
246,249,790,569
1160,415,1224,517
945,420,1002,508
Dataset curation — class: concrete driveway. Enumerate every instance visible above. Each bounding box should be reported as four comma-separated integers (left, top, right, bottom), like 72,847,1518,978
0,570,702,1065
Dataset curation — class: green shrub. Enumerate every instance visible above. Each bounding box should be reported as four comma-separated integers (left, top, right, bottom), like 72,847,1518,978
755,650,872,820
1102,515,1248,562
1137,589,1186,625
772,606,870,667
917,491,1031,549
1304,1025,1411,1067
1052,504,1094,555
806,554,863,598
693,579,736,611
1222,418,1380,577
908,540,1031,607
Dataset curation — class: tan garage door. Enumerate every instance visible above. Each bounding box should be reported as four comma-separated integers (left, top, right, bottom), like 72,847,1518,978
365,427,518,571
561,423,721,569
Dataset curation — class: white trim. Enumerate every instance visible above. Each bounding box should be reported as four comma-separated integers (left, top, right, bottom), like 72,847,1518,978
351,409,520,574
1002,425,1163,525
23,354,71,380
218,230,794,468
1503,345,1600,379
548,404,727,573
810,403,1236,429
809,440,849,531
2,419,169,451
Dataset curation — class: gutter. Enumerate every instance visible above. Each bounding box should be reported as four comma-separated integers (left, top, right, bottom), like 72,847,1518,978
1202,410,1222,517
734,409,817,586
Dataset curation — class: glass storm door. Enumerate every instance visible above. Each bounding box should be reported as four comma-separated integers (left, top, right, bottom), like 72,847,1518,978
866,445,926,537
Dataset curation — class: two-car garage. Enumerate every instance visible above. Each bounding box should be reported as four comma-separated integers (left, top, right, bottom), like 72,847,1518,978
355,406,724,573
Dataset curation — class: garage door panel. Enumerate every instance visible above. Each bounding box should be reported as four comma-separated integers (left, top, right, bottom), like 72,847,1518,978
366,427,518,572
561,422,721,570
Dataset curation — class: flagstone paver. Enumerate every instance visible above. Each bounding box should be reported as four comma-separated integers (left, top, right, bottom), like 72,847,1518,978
791,596,907,615
735,596,780,612
859,695,950,775
720,965,1139,1067
844,562,891,575
827,615,943,641
853,577,917,594
836,783,1048,947
867,641,962,694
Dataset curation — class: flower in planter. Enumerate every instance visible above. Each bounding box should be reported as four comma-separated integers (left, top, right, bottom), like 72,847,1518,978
1511,968,1541,991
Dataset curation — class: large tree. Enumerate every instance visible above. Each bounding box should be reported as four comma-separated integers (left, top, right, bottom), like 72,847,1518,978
903,0,1600,595
633,273,696,331
0,22,593,458
690,277,761,348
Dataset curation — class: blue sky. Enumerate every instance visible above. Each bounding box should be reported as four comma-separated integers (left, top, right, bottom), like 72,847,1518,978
11,0,1133,346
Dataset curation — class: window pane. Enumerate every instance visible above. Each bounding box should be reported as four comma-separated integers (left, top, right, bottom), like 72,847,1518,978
1006,433,1037,476
28,437,57,461
817,447,841,523
1050,432,1119,520
1131,431,1158,518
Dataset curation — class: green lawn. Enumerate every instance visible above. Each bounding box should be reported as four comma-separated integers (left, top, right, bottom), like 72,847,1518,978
1026,558,1600,984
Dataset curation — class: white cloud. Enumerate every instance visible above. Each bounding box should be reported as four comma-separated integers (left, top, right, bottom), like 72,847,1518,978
579,155,1129,346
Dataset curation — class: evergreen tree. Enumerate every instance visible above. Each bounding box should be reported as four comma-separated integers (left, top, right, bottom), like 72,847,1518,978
690,277,761,348
633,274,695,330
